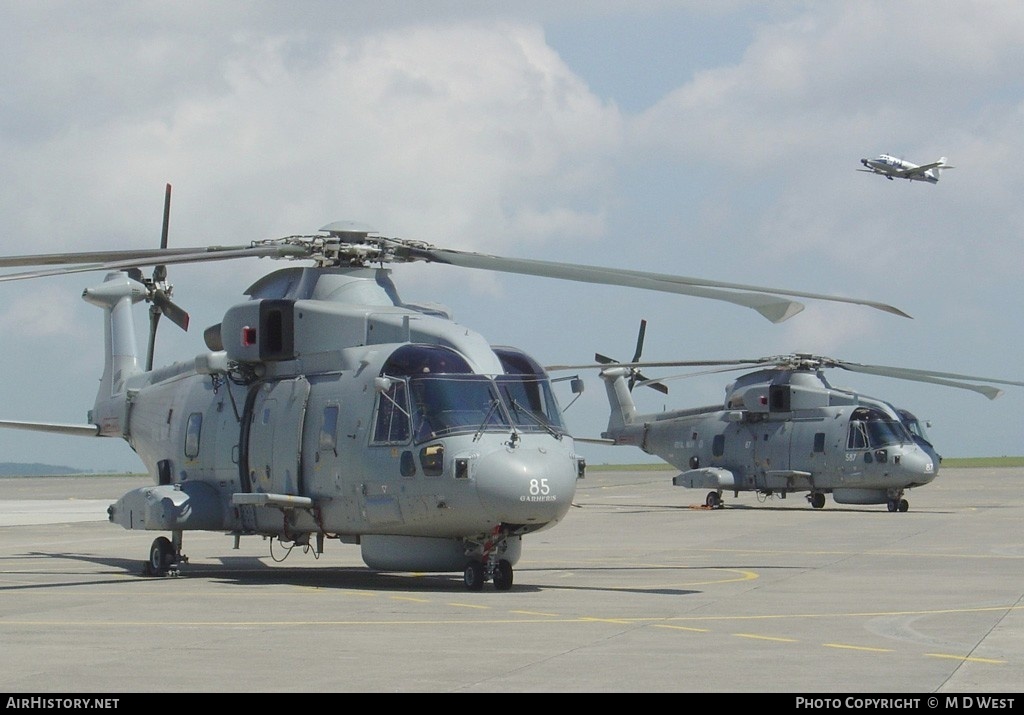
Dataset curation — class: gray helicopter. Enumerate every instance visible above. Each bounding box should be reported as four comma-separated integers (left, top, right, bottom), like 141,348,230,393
549,321,1024,513
0,187,912,589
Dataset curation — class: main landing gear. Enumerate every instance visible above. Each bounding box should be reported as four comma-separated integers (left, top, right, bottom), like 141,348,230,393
705,491,723,509
144,533,187,576
807,492,826,509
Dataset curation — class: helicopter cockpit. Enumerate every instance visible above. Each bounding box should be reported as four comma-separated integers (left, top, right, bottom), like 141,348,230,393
846,407,914,450
374,344,567,446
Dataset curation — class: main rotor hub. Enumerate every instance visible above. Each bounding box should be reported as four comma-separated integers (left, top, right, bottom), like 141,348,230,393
248,223,441,269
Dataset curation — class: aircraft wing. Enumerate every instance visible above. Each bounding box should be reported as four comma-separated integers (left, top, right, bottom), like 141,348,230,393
901,160,952,177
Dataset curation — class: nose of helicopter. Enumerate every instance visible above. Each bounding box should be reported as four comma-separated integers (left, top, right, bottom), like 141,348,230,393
473,446,578,526
899,448,937,485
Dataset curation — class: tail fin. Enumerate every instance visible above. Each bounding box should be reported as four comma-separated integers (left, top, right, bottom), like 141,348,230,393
81,272,145,436
599,367,638,439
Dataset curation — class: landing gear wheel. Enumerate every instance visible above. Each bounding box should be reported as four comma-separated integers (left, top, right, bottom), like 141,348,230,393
492,559,514,591
898,499,909,512
463,560,485,592
705,491,721,508
148,536,174,576
887,499,898,512
810,493,825,509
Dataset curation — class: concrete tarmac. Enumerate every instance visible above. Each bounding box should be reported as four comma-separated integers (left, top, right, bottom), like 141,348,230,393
0,467,1022,694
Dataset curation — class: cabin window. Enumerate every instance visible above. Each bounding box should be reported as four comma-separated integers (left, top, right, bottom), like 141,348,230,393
712,434,725,457
420,444,444,477
319,405,339,452
373,380,411,444
400,450,417,477
813,432,826,453
184,412,203,458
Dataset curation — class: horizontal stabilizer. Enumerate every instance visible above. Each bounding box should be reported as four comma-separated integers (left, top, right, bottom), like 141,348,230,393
0,419,99,437
572,436,617,445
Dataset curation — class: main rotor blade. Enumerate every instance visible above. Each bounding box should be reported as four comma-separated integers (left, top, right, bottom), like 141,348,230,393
633,364,779,388
0,244,310,283
0,246,241,268
835,361,1024,388
406,249,802,322
618,356,1020,399
405,247,910,322
834,362,1024,400
546,358,767,371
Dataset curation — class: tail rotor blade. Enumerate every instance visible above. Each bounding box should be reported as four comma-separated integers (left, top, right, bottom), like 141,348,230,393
153,289,190,331
145,308,161,372
159,184,171,250
642,379,669,395
153,182,171,283
145,183,190,371
631,319,647,363
629,319,648,390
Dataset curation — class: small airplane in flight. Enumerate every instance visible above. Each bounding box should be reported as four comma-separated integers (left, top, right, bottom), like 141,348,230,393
858,154,954,183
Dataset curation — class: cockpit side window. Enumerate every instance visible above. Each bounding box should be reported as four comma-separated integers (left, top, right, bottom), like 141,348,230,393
493,346,566,432
377,345,473,444
372,380,411,444
848,407,910,449
848,420,868,450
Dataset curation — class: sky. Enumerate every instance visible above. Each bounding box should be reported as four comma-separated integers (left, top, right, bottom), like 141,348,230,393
1,1,1022,473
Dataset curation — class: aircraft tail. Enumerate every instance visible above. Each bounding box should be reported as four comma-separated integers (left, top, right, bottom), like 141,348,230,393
931,157,953,180
81,272,145,437
598,367,639,440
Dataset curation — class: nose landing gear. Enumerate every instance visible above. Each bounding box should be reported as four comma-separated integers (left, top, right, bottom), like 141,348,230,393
464,525,515,591
463,558,514,591
887,498,910,512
